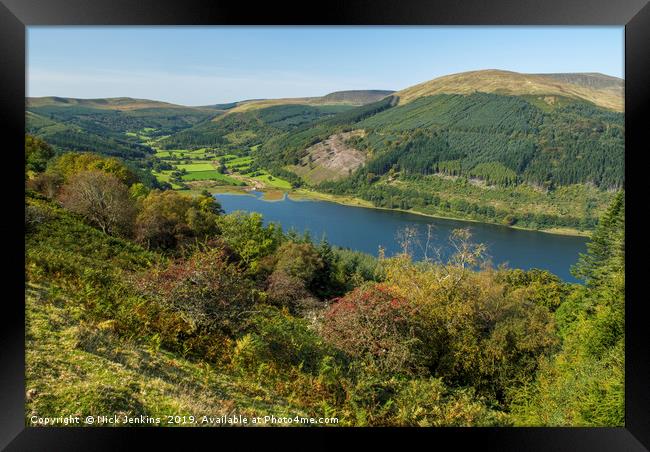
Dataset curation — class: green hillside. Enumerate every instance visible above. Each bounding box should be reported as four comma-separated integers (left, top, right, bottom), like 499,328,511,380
264,92,623,189
355,93,623,188
25,194,311,424
158,104,356,151
27,96,203,110
26,97,218,159
253,87,622,232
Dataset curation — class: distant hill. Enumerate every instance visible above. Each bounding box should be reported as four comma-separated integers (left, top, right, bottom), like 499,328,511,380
158,103,357,150
394,69,623,112
27,96,216,112
158,91,393,150
26,96,218,158
225,90,395,113
25,91,393,156
320,90,394,104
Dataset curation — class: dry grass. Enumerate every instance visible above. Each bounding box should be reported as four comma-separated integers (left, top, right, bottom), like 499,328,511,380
395,70,623,112
25,282,309,427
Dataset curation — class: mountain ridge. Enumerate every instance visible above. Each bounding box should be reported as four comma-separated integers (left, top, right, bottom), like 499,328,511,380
394,69,623,111
26,96,218,112
222,89,395,114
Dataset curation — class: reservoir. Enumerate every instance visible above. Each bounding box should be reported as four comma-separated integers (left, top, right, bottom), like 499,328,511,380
214,191,588,283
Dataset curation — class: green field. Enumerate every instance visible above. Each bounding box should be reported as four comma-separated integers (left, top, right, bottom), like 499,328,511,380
176,162,216,171
186,148,213,156
181,170,241,184
152,143,290,191
227,156,253,166
225,156,253,173
252,173,292,190
24,73,626,427
154,149,188,158
152,170,185,189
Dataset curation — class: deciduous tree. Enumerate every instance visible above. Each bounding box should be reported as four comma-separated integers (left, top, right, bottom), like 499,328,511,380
59,170,136,236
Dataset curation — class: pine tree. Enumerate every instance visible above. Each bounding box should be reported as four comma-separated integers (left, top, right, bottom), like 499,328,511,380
572,191,624,286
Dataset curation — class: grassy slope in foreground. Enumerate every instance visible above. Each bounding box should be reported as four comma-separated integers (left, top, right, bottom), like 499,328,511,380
25,196,307,425
26,282,309,425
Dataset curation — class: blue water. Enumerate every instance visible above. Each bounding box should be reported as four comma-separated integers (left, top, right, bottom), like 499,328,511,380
214,191,588,283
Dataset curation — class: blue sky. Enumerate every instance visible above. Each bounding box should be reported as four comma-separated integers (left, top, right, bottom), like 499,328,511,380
27,27,624,106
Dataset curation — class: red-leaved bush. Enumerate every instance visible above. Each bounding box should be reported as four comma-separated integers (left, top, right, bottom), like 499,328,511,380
321,283,422,375
137,248,257,335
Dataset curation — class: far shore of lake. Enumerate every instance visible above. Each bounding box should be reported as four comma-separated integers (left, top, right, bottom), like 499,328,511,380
206,186,592,238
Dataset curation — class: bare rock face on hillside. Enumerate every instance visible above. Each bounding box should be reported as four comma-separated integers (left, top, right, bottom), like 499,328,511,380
289,130,367,184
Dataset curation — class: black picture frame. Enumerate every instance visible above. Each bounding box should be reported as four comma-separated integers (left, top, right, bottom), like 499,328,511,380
2,0,648,449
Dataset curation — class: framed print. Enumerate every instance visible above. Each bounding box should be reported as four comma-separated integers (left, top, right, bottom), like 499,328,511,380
2,0,649,449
